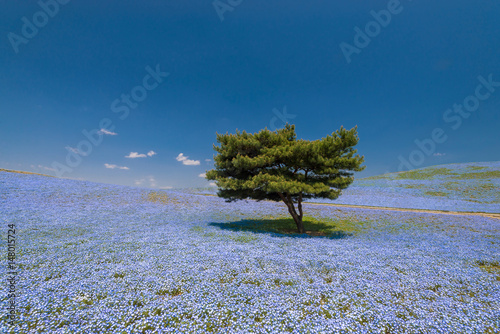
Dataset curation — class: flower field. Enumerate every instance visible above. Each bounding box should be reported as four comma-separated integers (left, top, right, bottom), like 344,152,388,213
1,168,499,333
329,162,500,213
190,162,500,213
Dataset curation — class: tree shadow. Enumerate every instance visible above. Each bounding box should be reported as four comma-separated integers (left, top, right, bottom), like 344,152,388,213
208,218,353,239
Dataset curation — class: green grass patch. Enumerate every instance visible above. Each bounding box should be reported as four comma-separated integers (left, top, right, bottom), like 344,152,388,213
191,226,258,243
475,260,500,274
0,168,55,177
396,168,457,180
273,278,295,286
442,181,498,201
227,235,258,243
403,184,426,189
146,191,179,204
190,226,204,232
362,173,392,181
467,166,488,171
424,191,448,197
478,183,498,191
476,260,500,282
156,287,184,298
453,170,500,180
443,181,460,190
210,215,369,238
113,272,126,279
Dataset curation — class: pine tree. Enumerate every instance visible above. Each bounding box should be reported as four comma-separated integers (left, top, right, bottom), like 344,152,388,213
206,124,365,233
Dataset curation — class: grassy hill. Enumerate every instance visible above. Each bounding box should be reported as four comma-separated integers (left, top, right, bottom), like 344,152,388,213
0,168,55,178
1,161,499,333
185,162,500,213
322,161,500,213
2,162,499,213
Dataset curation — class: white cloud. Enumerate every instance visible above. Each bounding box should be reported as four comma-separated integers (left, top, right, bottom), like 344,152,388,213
104,163,129,170
176,153,187,161
98,128,117,136
125,150,157,158
205,159,211,162
198,173,206,178
433,153,446,156
159,186,173,189
125,152,147,158
183,160,200,166
209,182,217,187
176,153,200,166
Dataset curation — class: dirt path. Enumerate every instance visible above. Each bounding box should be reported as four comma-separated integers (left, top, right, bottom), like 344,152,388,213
198,193,500,220
304,202,500,220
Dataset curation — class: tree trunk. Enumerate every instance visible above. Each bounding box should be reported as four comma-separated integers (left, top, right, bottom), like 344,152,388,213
278,192,305,233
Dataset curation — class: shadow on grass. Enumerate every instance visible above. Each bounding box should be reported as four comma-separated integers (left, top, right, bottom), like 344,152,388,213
208,218,354,239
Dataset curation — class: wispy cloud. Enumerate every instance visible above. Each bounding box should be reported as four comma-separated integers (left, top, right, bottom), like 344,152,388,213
176,153,200,166
149,176,157,187
135,175,169,189
31,164,56,172
39,165,56,171
205,159,211,162
125,152,147,158
65,146,87,155
98,128,117,136
433,153,446,156
125,150,157,158
198,173,206,178
104,163,129,170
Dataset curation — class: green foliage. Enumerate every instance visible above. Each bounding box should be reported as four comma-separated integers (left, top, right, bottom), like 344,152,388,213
206,124,364,202
205,124,364,233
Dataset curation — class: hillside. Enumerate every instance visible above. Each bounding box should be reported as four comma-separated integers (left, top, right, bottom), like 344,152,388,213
2,162,499,213
1,163,499,333
320,161,500,213
187,162,500,213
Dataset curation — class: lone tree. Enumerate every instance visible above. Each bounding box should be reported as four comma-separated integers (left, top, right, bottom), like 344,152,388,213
206,124,365,233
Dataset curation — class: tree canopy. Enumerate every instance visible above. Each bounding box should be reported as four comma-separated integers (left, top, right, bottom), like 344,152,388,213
206,124,365,233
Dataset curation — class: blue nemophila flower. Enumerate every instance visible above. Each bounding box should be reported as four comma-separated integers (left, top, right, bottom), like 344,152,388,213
0,170,498,333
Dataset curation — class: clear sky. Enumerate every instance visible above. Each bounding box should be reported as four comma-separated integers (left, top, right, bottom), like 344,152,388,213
1,0,499,188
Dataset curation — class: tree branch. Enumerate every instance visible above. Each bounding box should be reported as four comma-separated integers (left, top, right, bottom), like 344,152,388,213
277,192,288,206
286,192,298,216
298,192,303,219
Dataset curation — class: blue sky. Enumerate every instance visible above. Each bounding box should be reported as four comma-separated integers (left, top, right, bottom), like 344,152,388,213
1,0,499,188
